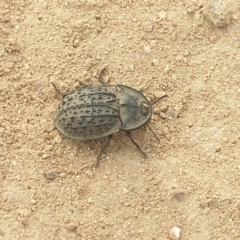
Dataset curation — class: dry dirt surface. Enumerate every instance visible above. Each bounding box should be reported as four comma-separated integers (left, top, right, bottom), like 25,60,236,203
1,0,240,239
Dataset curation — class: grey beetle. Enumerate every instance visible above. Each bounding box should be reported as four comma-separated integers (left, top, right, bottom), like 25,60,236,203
52,68,167,166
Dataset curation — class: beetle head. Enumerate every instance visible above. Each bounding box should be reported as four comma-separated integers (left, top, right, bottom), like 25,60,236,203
118,85,152,131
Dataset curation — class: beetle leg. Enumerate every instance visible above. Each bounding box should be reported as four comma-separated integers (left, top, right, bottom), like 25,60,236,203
51,83,64,97
126,132,147,159
95,135,113,166
98,68,109,86
51,83,69,98
147,124,160,142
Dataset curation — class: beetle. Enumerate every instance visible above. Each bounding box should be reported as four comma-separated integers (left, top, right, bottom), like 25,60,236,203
52,68,167,166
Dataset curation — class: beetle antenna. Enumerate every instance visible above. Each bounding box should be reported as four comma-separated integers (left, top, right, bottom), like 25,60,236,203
96,135,113,166
151,94,168,105
51,83,64,97
147,124,160,141
126,132,148,159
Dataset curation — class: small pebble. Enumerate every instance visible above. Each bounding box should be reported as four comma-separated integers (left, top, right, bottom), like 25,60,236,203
123,188,129,194
31,200,37,205
0,16,11,23
159,11,167,19
160,112,168,119
45,144,53,151
66,222,77,231
164,65,171,73
87,197,94,203
201,0,231,28
142,21,153,32
12,160,17,166
153,108,160,114
150,40,157,46
44,170,56,180
54,135,62,144
169,226,180,240
215,147,221,152
59,172,66,178
21,218,28,225
73,39,79,48
42,154,50,159
175,55,182,61
95,15,100,20
144,45,151,53
154,91,166,99
160,105,168,113
152,59,158,66
187,122,194,128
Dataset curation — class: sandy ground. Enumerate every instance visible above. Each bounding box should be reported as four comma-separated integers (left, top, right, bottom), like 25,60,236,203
1,0,240,239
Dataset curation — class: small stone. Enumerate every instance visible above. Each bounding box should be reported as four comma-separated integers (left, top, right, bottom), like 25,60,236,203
171,191,185,202
152,59,158,66
45,144,53,151
154,91,166,99
95,15,101,20
59,172,66,178
12,160,17,166
160,112,168,119
183,50,189,56
14,83,21,90
44,170,56,180
144,45,151,53
0,16,11,23
21,218,28,226
31,200,37,204
159,11,167,19
129,64,134,71
142,21,153,32
66,222,77,231
164,65,171,73
160,105,168,113
187,121,194,128
169,227,180,240
215,147,221,152
73,39,79,48
123,188,129,194
153,108,160,114
42,154,50,159
201,0,231,28
150,40,157,46
54,135,62,144
175,55,182,61
87,197,93,203
232,14,238,20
